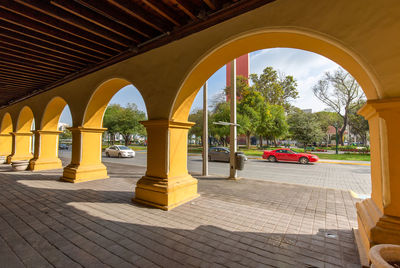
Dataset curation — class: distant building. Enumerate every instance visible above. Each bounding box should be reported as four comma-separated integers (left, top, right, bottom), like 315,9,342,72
226,54,250,87
302,109,312,114
58,122,69,131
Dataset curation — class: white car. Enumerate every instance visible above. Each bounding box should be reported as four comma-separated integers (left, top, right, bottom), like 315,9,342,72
105,145,135,158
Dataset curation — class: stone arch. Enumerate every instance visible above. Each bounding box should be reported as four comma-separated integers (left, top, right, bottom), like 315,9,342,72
82,78,146,128
170,29,381,121
0,113,13,134
41,97,68,131
16,106,34,133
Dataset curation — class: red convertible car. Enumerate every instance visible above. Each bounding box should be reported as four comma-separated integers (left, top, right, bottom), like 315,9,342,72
262,149,319,164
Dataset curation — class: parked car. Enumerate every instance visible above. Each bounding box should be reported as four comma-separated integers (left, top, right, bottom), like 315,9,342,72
262,148,319,164
105,145,135,158
59,143,69,150
208,147,247,162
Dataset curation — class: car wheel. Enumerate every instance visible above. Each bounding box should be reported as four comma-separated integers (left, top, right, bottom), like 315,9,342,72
299,157,309,164
106,152,110,157
208,155,212,162
268,156,276,162
118,153,122,158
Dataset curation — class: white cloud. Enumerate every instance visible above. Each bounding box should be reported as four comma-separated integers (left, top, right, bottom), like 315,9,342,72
249,48,340,112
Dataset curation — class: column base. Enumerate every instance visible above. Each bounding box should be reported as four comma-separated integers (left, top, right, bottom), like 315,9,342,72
356,198,400,259
133,175,200,210
29,158,63,171
61,163,109,183
7,154,33,164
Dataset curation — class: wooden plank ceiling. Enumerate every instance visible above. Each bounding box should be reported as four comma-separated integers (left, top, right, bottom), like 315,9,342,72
0,0,274,108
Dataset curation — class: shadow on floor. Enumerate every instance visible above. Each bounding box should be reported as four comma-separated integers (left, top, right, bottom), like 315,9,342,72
0,163,360,267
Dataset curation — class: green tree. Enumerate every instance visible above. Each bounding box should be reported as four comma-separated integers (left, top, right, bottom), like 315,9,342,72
103,103,147,146
263,105,288,146
188,109,203,139
314,111,342,145
312,68,364,145
288,110,324,151
103,104,122,144
210,102,230,146
237,88,265,148
250,67,299,109
348,101,369,145
59,129,72,140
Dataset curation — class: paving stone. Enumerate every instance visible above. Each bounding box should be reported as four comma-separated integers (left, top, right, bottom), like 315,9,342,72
0,161,361,267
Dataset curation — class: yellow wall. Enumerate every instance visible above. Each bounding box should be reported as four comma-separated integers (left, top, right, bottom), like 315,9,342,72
0,113,13,156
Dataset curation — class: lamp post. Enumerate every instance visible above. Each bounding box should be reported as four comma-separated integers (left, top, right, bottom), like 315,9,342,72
334,124,339,155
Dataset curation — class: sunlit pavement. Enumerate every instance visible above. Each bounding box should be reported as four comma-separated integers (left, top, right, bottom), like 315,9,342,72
58,150,372,196
0,161,360,267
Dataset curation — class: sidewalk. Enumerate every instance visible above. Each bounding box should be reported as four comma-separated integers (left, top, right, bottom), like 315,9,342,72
0,162,360,267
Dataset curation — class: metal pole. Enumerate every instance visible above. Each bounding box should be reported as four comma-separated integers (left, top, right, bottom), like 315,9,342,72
335,126,339,155
229,59,237,179
202,82,208,176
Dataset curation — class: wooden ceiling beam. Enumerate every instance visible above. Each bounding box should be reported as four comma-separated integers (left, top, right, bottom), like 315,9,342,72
107,0,172,32
0,72,52,84
15,0,133,48
0,6,116,57
76,0,159,38
0,36,88,67
170,0,198,20
202,0,217,10
0,42,85,69
0,58,71,77
0,69,55,83
50,0,144,43
0,21,106,61
141,0,184,26
0,64,61,80
0,78,44,87
0,49,79,72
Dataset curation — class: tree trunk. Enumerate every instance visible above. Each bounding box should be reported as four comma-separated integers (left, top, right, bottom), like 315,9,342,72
259,135,263,148
274,138,277,147
246,132,251,149
123,134,130,146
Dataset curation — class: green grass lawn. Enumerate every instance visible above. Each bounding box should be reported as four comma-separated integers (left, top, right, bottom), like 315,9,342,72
313,153,370,161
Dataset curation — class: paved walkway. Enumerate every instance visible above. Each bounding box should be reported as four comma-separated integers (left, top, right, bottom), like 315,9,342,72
0,162,360,267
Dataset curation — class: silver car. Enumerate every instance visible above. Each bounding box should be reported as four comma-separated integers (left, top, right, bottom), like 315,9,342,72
208,147,247,162
105,145,136,158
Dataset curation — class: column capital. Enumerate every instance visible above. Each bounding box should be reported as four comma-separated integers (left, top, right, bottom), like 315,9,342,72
32,130,62,135
140,119,195,129
10,132,33,137
359,98,400,119
67,127,107,133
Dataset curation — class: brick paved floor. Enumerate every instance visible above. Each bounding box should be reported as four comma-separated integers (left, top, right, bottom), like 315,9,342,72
0,162,360,267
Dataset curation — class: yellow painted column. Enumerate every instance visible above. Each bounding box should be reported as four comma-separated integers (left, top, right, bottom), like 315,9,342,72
6,132,33,163
133,119,199,210
61,127,108,183
357,98,400,257
0,133,12,159
29,130,62,171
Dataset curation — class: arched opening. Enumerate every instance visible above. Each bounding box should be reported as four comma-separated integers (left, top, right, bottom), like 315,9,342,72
62,78,148,183
7,106,35,163
41,97,68,131
16,106,34,133
185,48,371,193
0,113,13,162
169,29,384,257
29,97,71,171
171,30,379,121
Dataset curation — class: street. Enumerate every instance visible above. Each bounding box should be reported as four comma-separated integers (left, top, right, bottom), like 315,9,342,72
59,149,371,196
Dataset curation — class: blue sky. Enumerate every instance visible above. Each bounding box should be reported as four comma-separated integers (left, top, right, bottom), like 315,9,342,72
60,48,340,125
